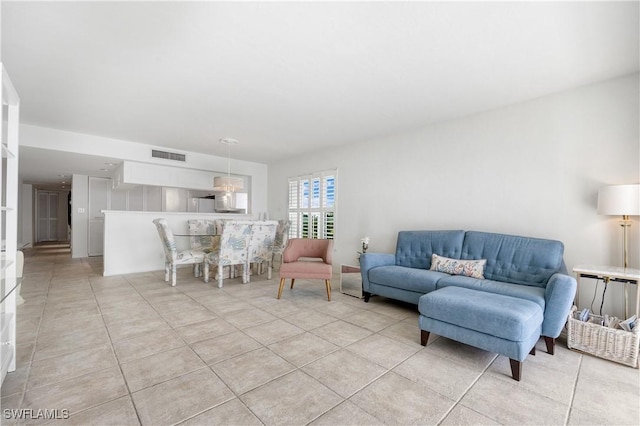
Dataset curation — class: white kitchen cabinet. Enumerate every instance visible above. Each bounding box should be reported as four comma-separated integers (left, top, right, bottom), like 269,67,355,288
112,160,243,192
88,177,109,256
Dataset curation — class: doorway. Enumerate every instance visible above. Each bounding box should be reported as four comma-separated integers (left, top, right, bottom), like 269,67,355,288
36,191,59,242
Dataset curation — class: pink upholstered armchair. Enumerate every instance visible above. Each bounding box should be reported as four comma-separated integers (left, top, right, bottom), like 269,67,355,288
277,238,334,301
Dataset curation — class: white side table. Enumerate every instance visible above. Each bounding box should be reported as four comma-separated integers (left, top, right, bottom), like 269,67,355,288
573,265,640,318
340,264,363,298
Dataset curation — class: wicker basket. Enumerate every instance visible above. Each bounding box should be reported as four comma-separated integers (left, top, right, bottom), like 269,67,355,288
567,307,639,368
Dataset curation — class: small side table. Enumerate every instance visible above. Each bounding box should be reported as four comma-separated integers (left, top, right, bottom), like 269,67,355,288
573,265,640,318
340,264,363,298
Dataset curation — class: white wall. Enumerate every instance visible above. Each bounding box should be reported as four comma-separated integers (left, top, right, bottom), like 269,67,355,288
18,182,33,248
268,74,640,317
71,174,89,258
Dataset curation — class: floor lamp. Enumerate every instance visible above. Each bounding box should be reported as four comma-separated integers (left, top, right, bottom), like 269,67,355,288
597,184,640,269
597,184,640,318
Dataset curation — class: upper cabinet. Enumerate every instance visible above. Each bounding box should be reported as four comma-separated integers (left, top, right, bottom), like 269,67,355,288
111,160,248,192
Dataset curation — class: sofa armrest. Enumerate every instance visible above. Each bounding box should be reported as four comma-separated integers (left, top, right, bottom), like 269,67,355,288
542,272,577,338
360,253,396,292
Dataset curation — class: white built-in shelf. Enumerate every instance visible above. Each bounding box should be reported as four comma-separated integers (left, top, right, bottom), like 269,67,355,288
1,64,20,386
0,259,14,271
0,312,15,383
1,143,15,159
0,278,21,305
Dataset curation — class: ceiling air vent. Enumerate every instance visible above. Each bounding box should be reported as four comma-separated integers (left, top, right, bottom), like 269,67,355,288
152,149,186,162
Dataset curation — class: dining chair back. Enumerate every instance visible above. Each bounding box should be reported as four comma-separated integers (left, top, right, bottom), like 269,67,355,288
203,220,253,288
187,219,220,277
153,218,206,286
271,219,291,269
277,238,334,301
246,220,278,282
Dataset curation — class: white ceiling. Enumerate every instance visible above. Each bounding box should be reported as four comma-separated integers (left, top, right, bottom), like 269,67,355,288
2,1,639,186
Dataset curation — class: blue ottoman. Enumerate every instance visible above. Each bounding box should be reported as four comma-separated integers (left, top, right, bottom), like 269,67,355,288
418,286,544,381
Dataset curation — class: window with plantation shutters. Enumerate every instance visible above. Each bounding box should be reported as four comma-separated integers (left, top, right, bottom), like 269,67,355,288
288,169,336,239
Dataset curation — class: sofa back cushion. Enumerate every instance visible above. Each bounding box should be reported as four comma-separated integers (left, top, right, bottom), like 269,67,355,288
396,231,465,269
461,231,564,287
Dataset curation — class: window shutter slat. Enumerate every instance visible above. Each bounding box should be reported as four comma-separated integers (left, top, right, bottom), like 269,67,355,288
287,170,336,240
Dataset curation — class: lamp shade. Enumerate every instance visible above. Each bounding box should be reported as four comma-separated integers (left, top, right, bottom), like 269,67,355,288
213,176,244,192
597,184,640,216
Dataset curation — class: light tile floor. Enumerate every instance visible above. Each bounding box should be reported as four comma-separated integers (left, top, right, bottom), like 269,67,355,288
2,244,639,425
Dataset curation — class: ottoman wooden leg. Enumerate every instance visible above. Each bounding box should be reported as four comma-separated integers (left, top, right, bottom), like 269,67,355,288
544,336,555,355
509,359,522,381
529,346,536,356
420,330,430,346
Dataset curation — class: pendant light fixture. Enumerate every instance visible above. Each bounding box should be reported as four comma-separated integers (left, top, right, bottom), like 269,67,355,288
213,138,244,192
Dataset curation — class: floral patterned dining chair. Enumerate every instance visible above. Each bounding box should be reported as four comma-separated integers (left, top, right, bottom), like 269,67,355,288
246,220,278,282
153,218,206,287
187,219,220,277
203,220,253,288
271,219,291,270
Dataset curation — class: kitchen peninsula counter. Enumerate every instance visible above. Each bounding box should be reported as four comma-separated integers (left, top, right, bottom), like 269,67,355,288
102,210,253,276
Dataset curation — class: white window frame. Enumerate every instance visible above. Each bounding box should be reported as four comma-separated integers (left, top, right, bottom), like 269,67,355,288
287,169,336,239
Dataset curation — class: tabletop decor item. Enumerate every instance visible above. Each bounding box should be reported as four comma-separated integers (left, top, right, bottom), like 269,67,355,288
357,236,370,262
361,236,370,253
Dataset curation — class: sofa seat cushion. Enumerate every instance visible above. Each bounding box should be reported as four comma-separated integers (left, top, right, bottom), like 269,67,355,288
419,287,543,341
369,265,449,294
280,261,332,279
435,275,546,310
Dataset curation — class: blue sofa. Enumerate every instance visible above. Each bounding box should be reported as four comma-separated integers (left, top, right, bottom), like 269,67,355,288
360,230,577,351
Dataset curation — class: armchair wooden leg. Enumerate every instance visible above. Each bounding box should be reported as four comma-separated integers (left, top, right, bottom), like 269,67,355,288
277,278,286,299
420,330,430,346
171,266,177,287
544,336,555,355
164,263,170,283
290,278,296,289
325,280,331,301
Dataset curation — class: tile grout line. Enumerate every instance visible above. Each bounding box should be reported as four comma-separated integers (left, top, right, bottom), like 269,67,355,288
94,273,144,426
22,260,133,423
435,351,500,425
16,261,54,411
126,272,267,425
564,354,583,426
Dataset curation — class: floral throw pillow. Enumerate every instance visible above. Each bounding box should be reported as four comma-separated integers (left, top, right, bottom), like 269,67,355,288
429,254,486,279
